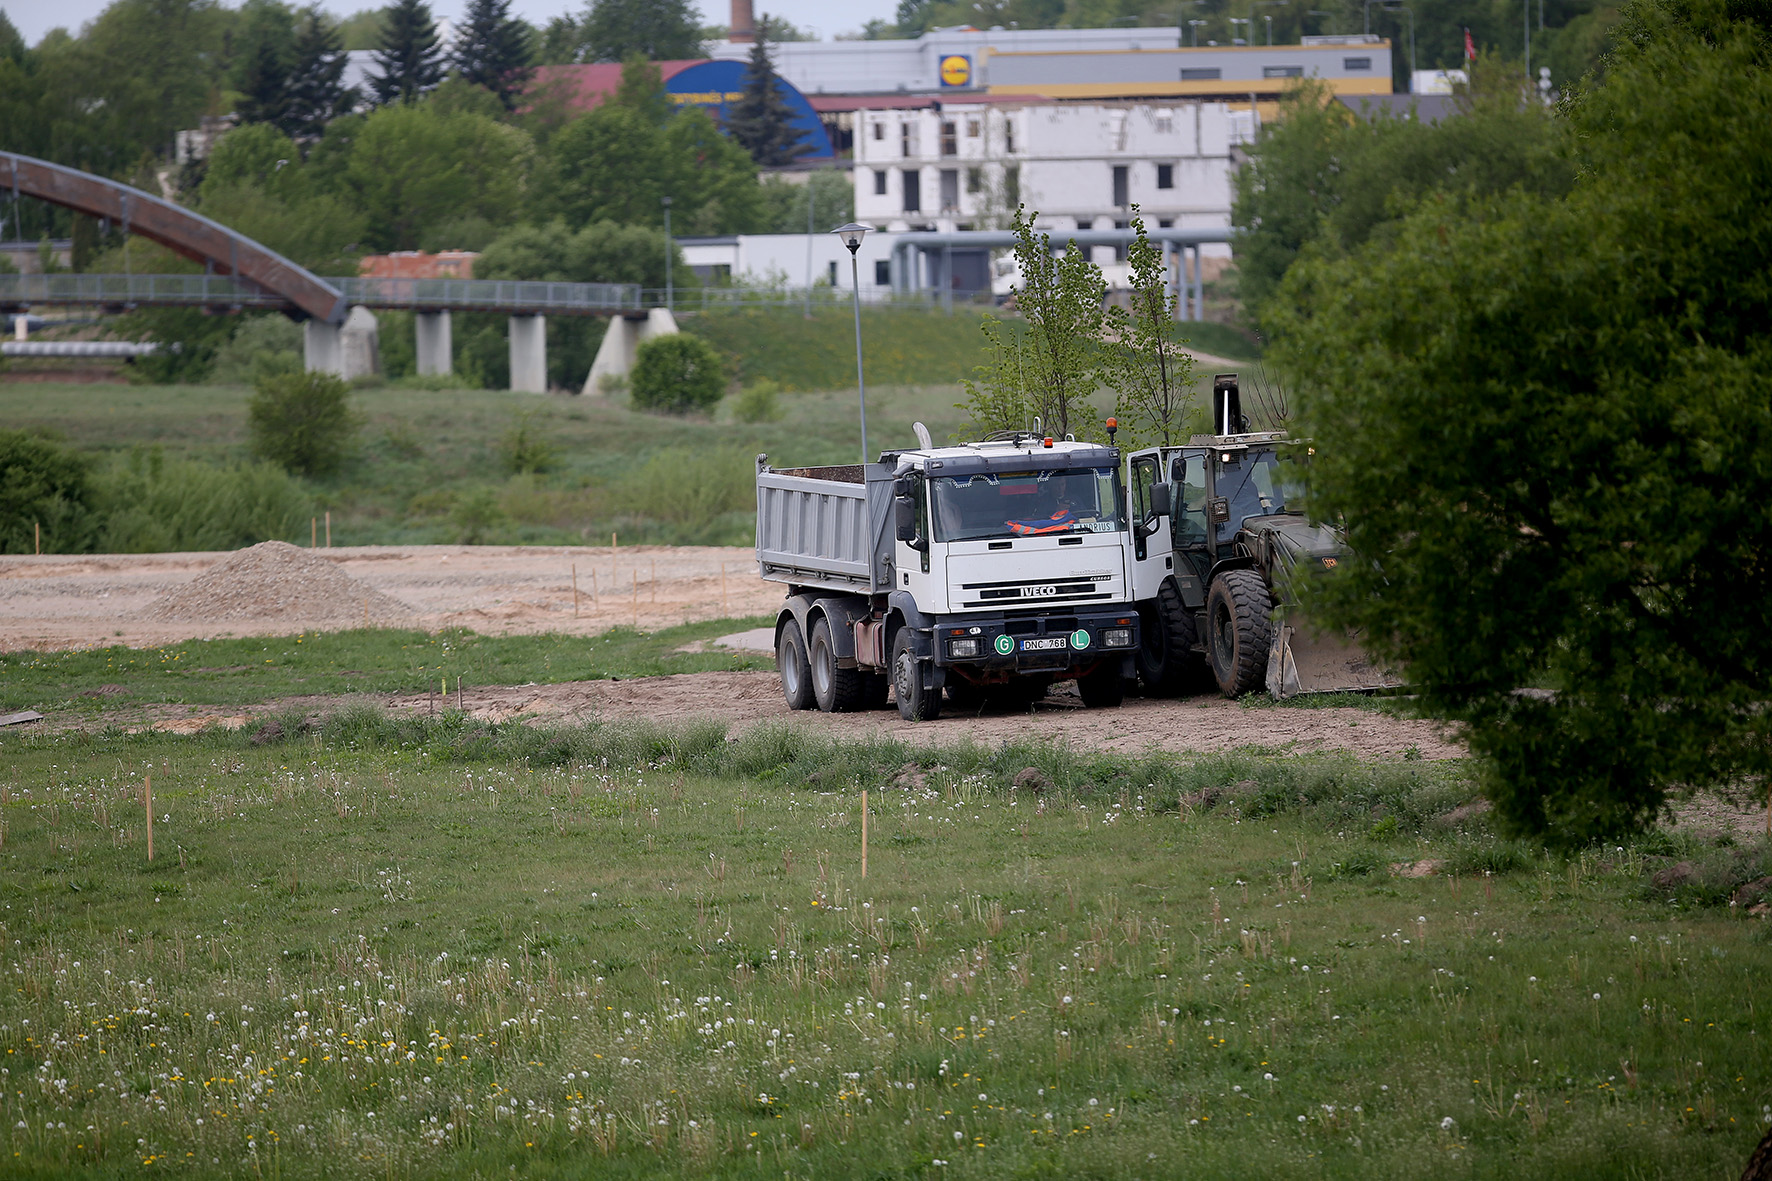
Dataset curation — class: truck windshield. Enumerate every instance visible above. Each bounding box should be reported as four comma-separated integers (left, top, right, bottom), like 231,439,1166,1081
930,467,1126,542
1215,448,1308,539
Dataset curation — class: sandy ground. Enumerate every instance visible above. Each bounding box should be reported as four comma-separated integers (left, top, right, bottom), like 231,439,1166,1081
0,544,784,649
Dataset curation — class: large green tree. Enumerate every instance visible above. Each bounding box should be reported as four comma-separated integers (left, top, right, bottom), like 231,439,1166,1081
1269,0,1772,842
369,0,444,105
284,5,357,138
340,100,532,250
723,35,809,167
579,0,703,61
452,0,534,110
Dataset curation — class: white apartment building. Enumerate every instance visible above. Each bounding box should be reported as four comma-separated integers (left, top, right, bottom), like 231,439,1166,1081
851,100,1239,277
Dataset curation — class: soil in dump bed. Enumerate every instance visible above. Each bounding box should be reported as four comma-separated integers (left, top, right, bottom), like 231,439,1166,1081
139,541,415,628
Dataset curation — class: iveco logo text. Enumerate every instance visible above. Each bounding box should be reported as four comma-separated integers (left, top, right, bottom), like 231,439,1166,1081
1022,585,1058,597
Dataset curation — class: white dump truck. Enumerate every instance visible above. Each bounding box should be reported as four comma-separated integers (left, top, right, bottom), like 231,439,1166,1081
756,425,1140,721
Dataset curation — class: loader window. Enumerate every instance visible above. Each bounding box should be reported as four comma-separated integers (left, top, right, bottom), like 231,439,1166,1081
1174,451,1209,547
1213,449,1304,540
931,467,1127,542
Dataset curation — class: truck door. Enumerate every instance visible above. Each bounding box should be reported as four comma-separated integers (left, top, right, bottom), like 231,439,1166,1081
1127,449,1173,602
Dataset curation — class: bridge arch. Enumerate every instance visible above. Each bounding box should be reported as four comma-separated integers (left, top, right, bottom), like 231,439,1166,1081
1,151,346,325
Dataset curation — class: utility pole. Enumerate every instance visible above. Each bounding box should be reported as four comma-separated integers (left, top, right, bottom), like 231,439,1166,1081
662,195,673,312
832,223,872,464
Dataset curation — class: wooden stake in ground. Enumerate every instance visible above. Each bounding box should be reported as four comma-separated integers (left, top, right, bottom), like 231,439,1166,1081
144,774,154,862
311,518,317,547
34,520,40,555
325,511,332,547
860,789,868,879
571,563,580,618
612,531,618,550
457,677,463,711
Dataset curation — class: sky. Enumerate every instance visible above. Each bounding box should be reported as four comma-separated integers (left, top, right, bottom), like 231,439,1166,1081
7,0,901,48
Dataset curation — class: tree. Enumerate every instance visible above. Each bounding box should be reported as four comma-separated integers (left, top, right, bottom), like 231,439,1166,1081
1102,208,1194,448
0,431,99,554
723,35,811,167
757,170,853,235
631,334,727,415
248,371,358,477
611,52,674,125
452,0,534,110
580,0,704,62
284,6,356,138
369,0,444,105
342,100,533,250
1268,0,1772,843
1004,206,1105,440
234,39,293,129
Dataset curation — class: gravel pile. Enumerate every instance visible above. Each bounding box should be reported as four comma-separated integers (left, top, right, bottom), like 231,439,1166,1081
140,541,416,627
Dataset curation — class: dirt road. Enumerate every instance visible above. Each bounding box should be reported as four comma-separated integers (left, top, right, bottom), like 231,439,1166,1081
0,544,782,650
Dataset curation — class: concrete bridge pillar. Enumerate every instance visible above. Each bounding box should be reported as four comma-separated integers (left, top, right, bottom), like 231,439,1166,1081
304,306,379,379
509,314,547,392
304,319,343,376
583,308,678,395
415,310,452,376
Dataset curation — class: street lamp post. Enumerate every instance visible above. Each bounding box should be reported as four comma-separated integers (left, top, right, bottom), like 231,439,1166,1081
661,195,673,312
1383,3,1416,83
1229,16,1250,43
1187,18,1206,45
832,222,873,464
1253,0,1289,44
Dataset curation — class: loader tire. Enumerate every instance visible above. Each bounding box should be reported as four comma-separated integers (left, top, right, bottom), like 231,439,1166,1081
810,617,867,712
892,628,942,722
1206,569,1274,698
777,623,815,711
1137,578,1205,696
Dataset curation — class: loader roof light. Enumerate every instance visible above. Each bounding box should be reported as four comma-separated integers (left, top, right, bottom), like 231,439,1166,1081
1043,436,1054,448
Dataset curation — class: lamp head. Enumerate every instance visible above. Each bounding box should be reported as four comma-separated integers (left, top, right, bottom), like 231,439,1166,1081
831,221,871,255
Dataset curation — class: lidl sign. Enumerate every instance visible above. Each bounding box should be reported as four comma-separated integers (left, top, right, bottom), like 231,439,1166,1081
940,55,973,87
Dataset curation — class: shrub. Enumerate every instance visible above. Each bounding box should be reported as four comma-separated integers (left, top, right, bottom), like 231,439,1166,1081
207,315,303,386
450,486,506,543
93,451,311,552
730,378,782,423
0,430,100,554
498,412,560,475
610,447,752,537
630,334,726,415
247,371,357,476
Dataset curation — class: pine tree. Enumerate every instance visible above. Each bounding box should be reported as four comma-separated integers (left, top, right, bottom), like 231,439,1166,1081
453,0,534,110
234,38,292,128
370,0,444,106
723,36,808,168
285,6,356,138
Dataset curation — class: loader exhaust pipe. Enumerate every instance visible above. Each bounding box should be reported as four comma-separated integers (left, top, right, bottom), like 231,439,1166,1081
1213,374,1246,436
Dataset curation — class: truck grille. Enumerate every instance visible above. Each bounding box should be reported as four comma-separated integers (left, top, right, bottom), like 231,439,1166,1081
959,576,1113,610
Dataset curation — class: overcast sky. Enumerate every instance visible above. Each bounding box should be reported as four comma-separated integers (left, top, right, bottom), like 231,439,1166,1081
7,0,900,49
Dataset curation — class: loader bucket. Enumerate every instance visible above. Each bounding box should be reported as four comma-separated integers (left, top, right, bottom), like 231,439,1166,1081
1265,611,1401,698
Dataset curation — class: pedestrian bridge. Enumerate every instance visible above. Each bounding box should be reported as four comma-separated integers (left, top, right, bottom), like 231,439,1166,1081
1,151,640,390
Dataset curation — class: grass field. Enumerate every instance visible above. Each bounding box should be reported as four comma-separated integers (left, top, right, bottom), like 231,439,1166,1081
1,712,1767,1179
0,620,775,715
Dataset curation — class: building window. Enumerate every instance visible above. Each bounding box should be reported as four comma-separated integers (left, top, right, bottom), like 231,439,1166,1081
1004,119,1016,154
1004,163,1020,208
1343,56,1371,70
828,261,839,285
966,166,983,194
1158,218,1174,228
872,121,885,140
1112,165,1129,209
1156,163,1174,190
903,168,921,212
939,168,959,211
1180,67,1221,81
1154,108,1175,133
875,259,891,285
901,122,919,158
940,120,957,156
873,169,888,196
1263,65,1304,78
966,119,980,138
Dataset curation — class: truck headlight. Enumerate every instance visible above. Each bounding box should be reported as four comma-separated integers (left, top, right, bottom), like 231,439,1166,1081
1102,628,1133,649
948,638,980,658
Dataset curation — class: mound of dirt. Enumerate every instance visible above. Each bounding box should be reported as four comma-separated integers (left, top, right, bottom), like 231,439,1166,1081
140,541,414,628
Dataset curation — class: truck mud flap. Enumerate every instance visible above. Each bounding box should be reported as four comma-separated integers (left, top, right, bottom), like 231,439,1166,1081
1265,615,1401,698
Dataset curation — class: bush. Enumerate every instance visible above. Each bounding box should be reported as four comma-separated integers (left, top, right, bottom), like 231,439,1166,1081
450,486,506,543
0,430,100,554
630,334,726,415
609,447,752,538
207,315,303,386
247,371,357,476
730,378,782,423
93,451,312,552
498,413,559,475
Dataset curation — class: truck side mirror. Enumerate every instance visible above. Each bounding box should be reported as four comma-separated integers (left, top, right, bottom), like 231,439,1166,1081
1147,483,1172,518
893,475,912,499
894,495,919,543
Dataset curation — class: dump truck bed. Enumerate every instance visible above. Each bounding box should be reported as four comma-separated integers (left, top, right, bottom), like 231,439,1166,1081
755,461,897,594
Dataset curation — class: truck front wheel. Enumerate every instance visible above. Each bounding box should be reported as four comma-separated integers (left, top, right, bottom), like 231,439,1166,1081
891,629,942,721
777,623,814,711
810,617,867,712
1206,569,1274,697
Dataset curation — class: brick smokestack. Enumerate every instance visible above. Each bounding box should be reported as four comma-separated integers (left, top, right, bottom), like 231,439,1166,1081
730,0,755,42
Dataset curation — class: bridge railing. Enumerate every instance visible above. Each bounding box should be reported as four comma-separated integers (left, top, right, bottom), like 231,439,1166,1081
0,274,642,316
0,273,287,308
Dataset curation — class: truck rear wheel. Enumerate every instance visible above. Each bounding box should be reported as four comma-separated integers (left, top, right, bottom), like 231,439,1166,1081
1137,578,1204,696
891,629,941,721
777,623,814,711
1078,661,1125,709
810,617,867,712
1207,569,1274,697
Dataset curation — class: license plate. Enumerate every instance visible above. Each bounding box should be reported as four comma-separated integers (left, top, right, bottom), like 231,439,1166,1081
1020,637,1068,652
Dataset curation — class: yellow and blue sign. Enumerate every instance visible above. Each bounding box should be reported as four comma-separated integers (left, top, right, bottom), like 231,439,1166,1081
939,54,973,87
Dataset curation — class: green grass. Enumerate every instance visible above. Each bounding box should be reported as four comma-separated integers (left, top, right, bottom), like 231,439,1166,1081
0,619,774,714
683,306,1012,393
1,714,1767,1178
1175,320,1265,364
